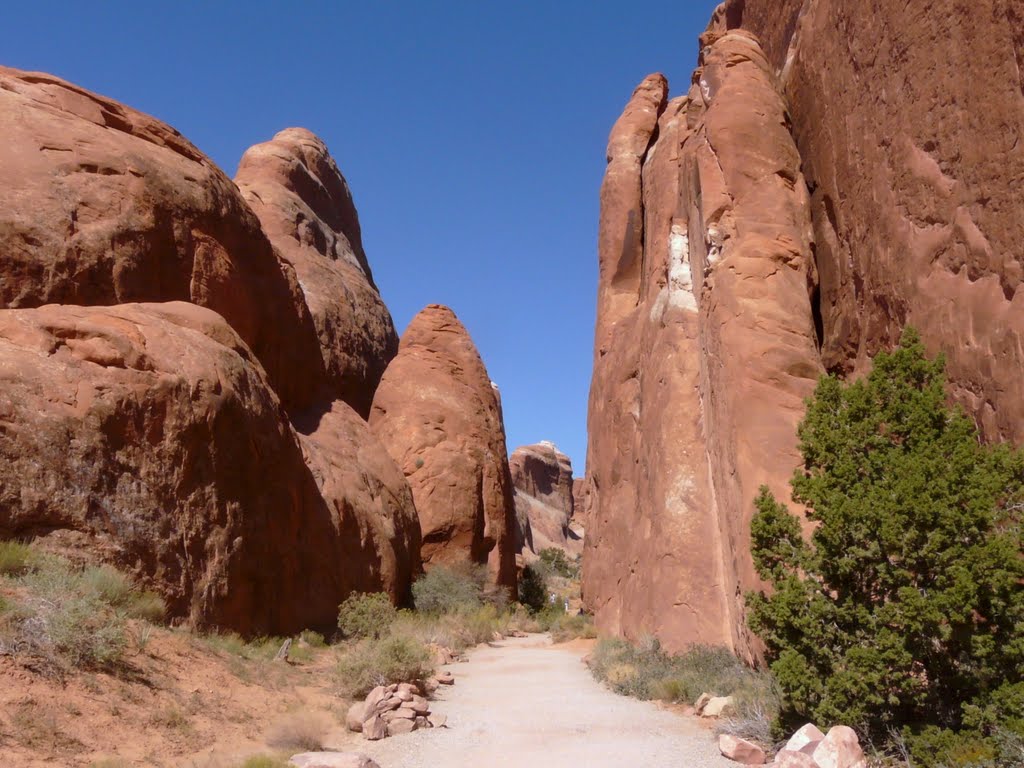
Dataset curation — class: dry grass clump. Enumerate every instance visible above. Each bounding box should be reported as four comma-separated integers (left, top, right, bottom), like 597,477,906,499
590,636,779,726
0,543,167,673
265,710,331,751
335,633,435,698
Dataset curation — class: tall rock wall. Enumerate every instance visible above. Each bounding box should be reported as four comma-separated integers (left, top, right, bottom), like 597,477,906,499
585,31,822,659
587,1,1024,657
713,0,1024,444
369,305,518,595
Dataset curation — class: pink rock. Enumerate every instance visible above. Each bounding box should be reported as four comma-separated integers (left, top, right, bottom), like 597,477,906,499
345,702,367,732
719,734,767,764
811,726,867,768
774,750,818,768
784,724,826,753
288,753,380,768
361,714,386,741
386,718,415,736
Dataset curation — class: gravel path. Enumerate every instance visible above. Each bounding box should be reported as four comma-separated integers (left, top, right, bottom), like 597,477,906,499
352,635,734,768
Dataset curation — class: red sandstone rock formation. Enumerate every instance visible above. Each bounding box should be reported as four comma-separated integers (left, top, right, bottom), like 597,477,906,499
369,305,517,595
0,302,417,634
0,68,421,632
710,0,1024,444
585,30,822,658
0,66,325,412
235,128,398,417
509,442,582,558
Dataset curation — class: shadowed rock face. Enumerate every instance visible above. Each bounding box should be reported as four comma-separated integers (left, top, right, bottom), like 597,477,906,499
0,303,390,633
235,128,399,418
509,442,582,559
585,30,822,659
0,66,326,413
0,68,421,633
369,305,517,596
713,0,1024,444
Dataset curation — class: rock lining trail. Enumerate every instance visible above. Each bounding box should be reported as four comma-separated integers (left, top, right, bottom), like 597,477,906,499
350,635,734,768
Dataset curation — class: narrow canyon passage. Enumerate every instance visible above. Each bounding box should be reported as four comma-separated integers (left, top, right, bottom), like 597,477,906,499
347,636,733,768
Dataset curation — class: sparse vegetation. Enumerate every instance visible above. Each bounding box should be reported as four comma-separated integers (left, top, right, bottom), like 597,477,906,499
747,329,1024,766
337,591,397,639
536,547,580,579
335,634,434,698
265,710,331,751
411,564,491,614
0,545,167,673
589,636,778,721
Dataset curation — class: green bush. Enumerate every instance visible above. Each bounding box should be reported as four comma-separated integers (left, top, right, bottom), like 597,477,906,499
747,329,1024,761
537,548,579,579
337,592,396,640
518,563,548,613
335,634,434,698
411,565,488,614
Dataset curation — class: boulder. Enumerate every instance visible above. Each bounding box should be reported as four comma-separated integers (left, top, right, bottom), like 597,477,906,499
0,66,325,412
370,304,517,594
345,702,367,733
235,128,399,417
361,714,387,741
773,750,819,768
785,724,826,753
701,696,735,718
694,693,712,715
289,753,380,768
0,302,356,634
811,726,867,768
427,712,448,728
718,734,766,765
434,671,455,685
409,695,430,715
386,718,416,736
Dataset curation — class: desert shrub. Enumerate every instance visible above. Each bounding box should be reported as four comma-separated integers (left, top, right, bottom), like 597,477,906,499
300,629,326,648
265,710,330,751
537,548,579,578
0,540,41,576
589,637,777,723
338,591,397,640
81,565,167,622
546,612,596,643
235,757,290,768
747,329,1024,762
335,634,434,698
518,563,548,612
412,565,488,614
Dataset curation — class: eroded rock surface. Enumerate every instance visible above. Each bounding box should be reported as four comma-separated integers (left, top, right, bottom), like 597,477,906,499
584,31,821,658
235,128,398,417
509,442,581,558
712,0,1024,444
369,305,517,594
0,66,325,411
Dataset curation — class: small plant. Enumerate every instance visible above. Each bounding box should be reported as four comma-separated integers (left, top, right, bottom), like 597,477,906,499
414,457,425,469
299,629,326,647
0,540,40,576
412,564,488,614
235,757,291,768
265,710,330,751
338,592,397,640
335,634,434,698
537,548,579,578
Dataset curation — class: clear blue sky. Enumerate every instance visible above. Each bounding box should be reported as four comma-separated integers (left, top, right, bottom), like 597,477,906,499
3,1,720,474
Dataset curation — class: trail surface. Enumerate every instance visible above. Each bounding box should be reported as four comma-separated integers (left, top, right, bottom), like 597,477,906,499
353,635,734,768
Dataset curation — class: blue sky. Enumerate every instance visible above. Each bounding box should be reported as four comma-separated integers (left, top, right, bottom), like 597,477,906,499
3,1,720,474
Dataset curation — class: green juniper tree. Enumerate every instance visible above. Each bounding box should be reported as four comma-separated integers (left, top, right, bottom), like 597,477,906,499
747,329,1024,760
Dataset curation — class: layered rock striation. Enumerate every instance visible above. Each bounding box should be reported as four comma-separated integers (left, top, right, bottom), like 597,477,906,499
585,31,822,658
369,305,517,595
509,442,582,559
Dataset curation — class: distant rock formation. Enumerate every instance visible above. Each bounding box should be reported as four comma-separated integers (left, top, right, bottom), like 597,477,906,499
509,442,582,559
0,67,420,633
369,305,518,595
587,1,1024,658
235,128,398,418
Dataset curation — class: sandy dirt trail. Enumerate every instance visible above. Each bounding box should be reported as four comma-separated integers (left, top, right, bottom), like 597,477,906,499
350,635,734,768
